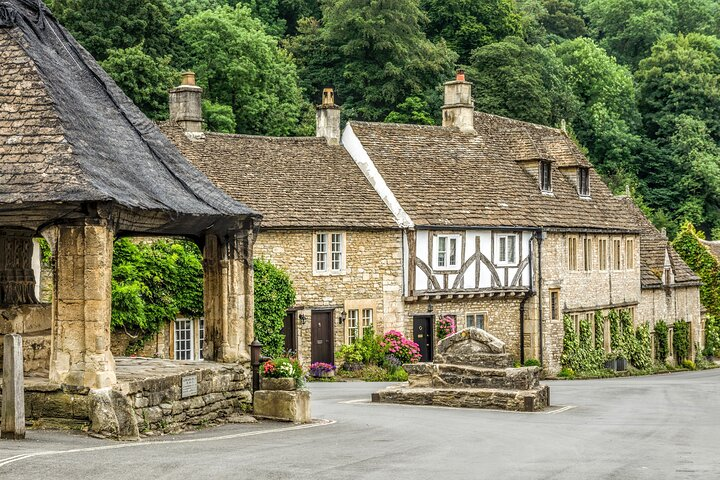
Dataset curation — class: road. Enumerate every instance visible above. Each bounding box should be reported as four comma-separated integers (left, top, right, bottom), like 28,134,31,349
1,369,718,479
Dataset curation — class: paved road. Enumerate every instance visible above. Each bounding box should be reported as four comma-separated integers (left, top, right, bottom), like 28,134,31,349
1,369,718,479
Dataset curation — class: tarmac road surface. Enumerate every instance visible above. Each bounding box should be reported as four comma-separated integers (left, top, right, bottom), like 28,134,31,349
1,368,718,479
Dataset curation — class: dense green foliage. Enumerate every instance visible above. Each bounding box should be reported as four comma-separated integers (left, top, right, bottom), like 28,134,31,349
654,320,670,362
253,259,296,358
51,0,720,237
111,238,204,335
703,315,720,357
673,222,720,317
673,320,691,361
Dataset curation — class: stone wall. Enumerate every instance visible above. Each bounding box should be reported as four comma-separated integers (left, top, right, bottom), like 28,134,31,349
528,232,643,373
0,303,51,374
404,297,523,362
110,326,172,359
638,286,704,356
254,229,404,365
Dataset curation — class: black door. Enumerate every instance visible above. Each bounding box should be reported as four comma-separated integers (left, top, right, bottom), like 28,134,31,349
281,312,297,354
311,310,334,364
413,315,434,362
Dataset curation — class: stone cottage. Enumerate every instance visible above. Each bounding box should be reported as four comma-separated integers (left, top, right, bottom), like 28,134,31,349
161,84,403,367
1,0,259,436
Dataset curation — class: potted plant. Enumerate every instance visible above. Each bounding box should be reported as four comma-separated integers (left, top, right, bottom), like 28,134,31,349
309,362,336,378
603,352,617,371
261,357,303,390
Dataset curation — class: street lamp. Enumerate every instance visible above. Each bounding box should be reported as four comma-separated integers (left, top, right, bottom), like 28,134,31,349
250,339,263,391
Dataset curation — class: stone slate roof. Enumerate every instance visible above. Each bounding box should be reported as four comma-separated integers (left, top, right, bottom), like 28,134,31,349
160,124,398,229
347,112,635,230
0,1,256,235
620,198,700,289
699,239,720,262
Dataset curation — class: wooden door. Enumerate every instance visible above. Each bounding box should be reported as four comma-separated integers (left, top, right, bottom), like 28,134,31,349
311,310,334,364
413,315,434,362
281,312,297,354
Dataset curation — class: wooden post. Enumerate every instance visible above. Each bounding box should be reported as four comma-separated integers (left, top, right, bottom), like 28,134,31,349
1,334,25,440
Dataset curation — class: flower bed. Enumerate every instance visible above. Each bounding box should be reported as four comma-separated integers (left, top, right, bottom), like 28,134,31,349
309,362,336,378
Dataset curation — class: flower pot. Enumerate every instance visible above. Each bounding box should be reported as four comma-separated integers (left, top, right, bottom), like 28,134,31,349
616,357,627,371
260,377,296,391
604,358,617,371
312,370,334,379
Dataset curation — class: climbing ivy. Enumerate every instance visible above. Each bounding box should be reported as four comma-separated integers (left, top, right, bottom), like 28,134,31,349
111,238,204,335
253,259,296,358
673,320,691,362
630,323,653,370
654,320,669,362
673,222,720,317
561,315,603,373
703,315,720,357
608,309,621,352
594,311,605,351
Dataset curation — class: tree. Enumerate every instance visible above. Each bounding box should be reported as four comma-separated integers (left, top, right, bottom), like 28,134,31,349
202,100,237,133
177,5,308,135
384,96,435,125
673,222,720,318
635,33,720,141
238,0,321,36
420,0,523,60
101,45,179,120
539,0,587,41
468,37,578,127
312,0,457,121
47,0,174,60
554,38,641,180
254,259,296,358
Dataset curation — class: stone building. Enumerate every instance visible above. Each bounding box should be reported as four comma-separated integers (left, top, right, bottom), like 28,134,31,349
0,0,258,437
161,86,403,366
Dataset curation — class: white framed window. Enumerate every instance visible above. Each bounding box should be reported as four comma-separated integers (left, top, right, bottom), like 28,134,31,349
314,232,344,274
362,308,373,336
466,313,486,330
496,234,518,265
347,309,359,344
540,161,552,192
174,318,194,360
433,234,461,270
198,317,205,360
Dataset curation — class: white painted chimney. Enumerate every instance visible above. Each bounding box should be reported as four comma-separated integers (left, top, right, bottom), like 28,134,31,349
442,70,475,133
316,87,341,145
169,72,203,133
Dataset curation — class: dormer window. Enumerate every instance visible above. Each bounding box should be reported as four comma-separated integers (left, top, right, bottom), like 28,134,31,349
578,167,590,197
540,161,552,192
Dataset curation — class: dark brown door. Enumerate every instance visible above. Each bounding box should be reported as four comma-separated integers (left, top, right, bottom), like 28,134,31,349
413,315,434,362
281,312,297,354
311,310,334,364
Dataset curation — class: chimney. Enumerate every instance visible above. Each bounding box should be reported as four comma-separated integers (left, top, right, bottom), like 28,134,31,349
169,72,203,133
442,70,475,133
316,87,341,145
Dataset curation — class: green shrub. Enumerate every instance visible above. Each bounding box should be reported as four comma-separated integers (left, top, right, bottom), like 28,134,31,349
703,315,720,357
558,367,575,378
523,358,541,367
654,320,669,362
608,309,621,352
254,259,296,358
360,365,389,381
629,323,653,370
681,359,696,370
337,334,386,366
561,315,603,372
386,367,409,382
673,320,691,362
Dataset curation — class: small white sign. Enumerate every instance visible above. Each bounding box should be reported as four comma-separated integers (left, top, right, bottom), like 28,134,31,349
181,375,198,398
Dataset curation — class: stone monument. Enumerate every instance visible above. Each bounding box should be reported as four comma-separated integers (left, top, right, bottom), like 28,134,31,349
373,328,549,412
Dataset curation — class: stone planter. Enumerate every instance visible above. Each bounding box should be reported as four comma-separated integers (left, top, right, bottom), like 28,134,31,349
311,371,335,379
260,377,296,391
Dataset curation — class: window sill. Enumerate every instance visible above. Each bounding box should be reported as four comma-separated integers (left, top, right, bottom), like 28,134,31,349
313,270,346,277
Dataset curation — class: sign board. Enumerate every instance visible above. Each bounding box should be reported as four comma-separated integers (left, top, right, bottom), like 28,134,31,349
181,375,198,398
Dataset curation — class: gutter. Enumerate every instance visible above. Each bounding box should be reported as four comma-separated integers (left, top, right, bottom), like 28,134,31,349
519,231,538,365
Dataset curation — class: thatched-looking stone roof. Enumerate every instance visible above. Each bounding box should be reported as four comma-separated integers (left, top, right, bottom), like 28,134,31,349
0,0,258,236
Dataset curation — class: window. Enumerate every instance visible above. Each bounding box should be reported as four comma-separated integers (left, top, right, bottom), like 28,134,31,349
569,313,581,336
613,239,621,270
567,237,578,270
315,232,344,274
174,318,194,360
362,308,373,336
578,168,590,196
540,161,552,192
598,239,608,271
198,317,205,360
434,234,461,270
347,309,359,344
550,291,560,321
583,238,592,271
626,239,634,269
497,234,518,265
466,313,486,330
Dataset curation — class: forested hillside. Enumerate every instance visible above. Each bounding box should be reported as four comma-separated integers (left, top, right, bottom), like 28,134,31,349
47,0,720,238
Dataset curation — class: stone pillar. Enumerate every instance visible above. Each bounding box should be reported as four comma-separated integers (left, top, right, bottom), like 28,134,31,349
45,221,116,388
1,334,25,440
203,229,254,363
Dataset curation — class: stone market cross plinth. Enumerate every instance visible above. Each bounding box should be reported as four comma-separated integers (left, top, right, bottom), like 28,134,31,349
373,328,550,412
